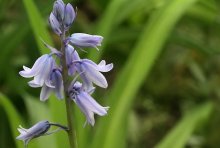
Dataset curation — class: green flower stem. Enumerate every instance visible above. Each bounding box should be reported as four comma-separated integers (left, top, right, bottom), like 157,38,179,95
60,29,78,148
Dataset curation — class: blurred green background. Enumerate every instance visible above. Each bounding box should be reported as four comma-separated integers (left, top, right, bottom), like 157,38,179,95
1,0,220,148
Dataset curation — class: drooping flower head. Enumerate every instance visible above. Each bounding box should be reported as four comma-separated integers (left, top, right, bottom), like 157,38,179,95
16,121,51,146
69,81,109,126
19,54,55,88
68,33,103,50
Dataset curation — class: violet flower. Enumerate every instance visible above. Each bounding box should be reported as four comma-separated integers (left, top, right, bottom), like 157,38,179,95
75,59,113,90
16,121,50,146
53,0,65,23
19,54,55,87
64,3,76,29
52,0,75,31
69,81,109,126
68,33,103,50
40,69,64,101
65,44,80,75
49,12,62,35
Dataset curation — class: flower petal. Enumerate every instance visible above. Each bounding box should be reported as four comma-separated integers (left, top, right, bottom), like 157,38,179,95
40,84,52,101
53,0,65,22
33,56,54,86
28,80,41,88
51,70,64,99
64,3,75,29
97,60,113,72
69,33,103,50
49,12,62,35
78,92,109,116
81,62,108,88
19,54,48,78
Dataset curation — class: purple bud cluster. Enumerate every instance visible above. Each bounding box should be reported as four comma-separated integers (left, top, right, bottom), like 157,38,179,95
19,0,113,126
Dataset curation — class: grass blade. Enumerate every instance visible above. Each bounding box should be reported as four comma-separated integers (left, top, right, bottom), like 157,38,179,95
91,0,199,148
156,102,213,148
88,0,129,61
0,93,24,148
22,0,53,54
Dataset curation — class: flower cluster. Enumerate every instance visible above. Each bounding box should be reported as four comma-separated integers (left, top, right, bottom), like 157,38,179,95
19,0,113,126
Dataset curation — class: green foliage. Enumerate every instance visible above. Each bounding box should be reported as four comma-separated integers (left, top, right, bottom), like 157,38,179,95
156,102,213,148
22,0,53,53
0,0,220,148
91,0,200,147
0,93,24,148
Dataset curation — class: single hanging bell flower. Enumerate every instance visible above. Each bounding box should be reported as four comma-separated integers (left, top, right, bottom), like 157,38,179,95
16,121,51,147
68,33,103,50
19,54,55,87
69,81,109,126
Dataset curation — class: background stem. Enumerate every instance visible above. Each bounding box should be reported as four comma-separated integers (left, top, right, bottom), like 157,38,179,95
60,30,78,148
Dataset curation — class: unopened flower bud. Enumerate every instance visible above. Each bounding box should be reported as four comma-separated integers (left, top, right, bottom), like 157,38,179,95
49,12,62,35
53,0,65,23
16,121,51,146
64,3,76,29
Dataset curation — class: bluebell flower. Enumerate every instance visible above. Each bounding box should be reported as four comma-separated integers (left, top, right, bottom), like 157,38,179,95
16,120,50,146
52,0,75,31
19,54,55,87
49,12,62,35
65,44,80,75
75,59,113,90
64,3,76,29
40,68,64,101
68,33,103,50
53,0,65,23
69,81,109,126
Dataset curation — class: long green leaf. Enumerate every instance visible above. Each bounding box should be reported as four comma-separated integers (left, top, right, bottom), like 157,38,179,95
88,0,129,61
22,0,53,54
0,93,24,148
91,0,199,148
0,24,29,73
156,102,213,148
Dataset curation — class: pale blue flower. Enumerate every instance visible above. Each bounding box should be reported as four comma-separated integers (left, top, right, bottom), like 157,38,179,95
64,3,75,29
19,54,55,87
68,33,103,50
40,68,64,101
49,12,62,35
16,121,50,146
65,44,80,75
75,59,113,90
53,0,65,23
69,81,109,126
